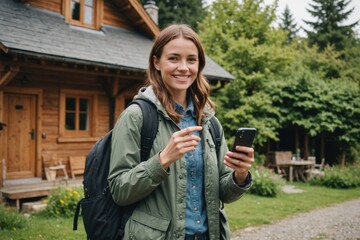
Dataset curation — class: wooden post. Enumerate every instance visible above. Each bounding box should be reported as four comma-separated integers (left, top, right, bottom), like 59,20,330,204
304,132,309,160
320,134,325,162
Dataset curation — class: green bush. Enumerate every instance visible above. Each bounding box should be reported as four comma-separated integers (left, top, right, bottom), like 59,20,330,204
249,166,286,197
309,165,360,189
43,187,83,218
0,203,27,230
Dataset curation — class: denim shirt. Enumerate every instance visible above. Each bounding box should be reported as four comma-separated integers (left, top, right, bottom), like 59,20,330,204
176,98,208,235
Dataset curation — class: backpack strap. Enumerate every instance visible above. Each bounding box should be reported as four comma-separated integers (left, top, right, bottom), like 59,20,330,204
73,198,84,230
209,116,222,158
209,117,226,210
131,99,159,162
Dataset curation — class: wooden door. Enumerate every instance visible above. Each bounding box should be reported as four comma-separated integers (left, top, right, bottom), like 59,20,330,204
4,93,37,179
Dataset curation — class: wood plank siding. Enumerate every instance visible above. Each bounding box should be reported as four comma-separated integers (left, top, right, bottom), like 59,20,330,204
24,0,134,30
103,0,132,29
23,0,63,14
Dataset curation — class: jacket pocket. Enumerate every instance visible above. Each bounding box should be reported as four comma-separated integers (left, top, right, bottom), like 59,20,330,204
127,209,170,240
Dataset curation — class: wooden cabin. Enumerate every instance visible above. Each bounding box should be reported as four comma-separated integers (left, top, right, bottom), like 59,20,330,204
0,0,234,190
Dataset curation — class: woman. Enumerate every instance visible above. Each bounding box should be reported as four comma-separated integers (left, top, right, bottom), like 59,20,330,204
108,24,254,240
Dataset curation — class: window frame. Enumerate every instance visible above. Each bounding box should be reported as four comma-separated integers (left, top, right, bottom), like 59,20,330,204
59,89,98,142
63,0,102,30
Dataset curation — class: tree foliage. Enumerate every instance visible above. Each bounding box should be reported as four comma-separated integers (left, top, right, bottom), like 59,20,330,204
304,0,359,51
279,5,299,44
139,0,206,30
267,62,360,142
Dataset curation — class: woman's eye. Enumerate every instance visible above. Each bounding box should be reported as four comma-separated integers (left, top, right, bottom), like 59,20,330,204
188,58,197,63
169,56,178,61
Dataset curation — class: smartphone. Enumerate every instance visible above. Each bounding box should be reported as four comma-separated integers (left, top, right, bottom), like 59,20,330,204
232,128,257,152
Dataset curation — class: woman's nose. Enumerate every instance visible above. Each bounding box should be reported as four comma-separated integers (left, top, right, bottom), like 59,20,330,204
177,60,188,70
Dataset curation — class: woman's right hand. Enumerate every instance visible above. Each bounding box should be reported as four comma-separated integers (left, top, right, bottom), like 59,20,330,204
159,126,202,169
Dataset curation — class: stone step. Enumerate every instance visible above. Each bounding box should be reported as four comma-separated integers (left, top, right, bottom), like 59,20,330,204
22,200,47,214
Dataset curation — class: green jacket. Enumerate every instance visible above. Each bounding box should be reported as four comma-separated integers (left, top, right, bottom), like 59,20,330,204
108,87,251,240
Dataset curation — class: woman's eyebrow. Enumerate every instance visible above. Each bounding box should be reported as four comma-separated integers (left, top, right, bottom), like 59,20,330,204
166,53,198,57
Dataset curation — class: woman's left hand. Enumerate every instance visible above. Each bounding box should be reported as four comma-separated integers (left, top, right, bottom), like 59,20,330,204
224,146,254,184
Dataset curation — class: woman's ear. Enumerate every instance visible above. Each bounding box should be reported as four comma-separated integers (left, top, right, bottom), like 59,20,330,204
153,56,160,71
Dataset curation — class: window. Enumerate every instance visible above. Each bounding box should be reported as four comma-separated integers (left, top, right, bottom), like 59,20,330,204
59,89,98,141
65,96,90,132
65,0,101,29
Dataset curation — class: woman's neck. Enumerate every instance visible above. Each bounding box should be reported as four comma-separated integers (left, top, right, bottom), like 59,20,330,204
173,92,187,109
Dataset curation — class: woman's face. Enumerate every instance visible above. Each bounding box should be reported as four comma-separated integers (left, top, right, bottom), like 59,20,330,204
153,37,199,103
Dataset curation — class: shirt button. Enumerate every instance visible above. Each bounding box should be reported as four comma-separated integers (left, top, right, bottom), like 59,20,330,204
194,207,198,211
196,220,201,224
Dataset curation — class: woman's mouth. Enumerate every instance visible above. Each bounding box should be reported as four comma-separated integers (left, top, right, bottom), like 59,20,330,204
173,75,190,79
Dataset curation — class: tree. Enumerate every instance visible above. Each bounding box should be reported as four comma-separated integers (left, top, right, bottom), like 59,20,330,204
198,0,291,151
279,5,299,44
140,0,206,30
304,0,359,51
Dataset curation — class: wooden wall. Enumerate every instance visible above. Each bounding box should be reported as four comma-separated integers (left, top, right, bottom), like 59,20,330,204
23,0,62,13
25,0,132,29
4,70,111,178
103,0,131,29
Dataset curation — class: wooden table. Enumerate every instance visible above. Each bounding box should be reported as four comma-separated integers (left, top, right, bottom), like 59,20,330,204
278,160,315,182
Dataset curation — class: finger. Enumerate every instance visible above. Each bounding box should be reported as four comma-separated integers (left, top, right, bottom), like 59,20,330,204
173,135,201,145
224,155,252,171
227,151,248,162
178,126,202,137
180,145,198,154
182,134,201,142
226,151,254,165
235,146,254,156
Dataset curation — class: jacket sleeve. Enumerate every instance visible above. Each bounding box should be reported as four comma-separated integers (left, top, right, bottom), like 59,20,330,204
108,104,169,206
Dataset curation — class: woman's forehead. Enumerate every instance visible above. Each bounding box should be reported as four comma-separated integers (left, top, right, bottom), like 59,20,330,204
162,37,198,56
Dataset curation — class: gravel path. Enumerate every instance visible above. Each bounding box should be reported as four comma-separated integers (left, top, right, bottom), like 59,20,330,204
231,198,360,240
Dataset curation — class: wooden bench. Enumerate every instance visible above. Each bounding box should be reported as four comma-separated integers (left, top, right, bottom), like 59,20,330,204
69,156,86,179
2,185,53,210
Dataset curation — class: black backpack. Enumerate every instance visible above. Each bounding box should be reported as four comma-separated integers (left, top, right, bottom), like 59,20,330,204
73,98,222,240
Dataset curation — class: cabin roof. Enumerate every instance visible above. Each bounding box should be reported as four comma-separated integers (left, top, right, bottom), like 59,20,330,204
0,0,234,81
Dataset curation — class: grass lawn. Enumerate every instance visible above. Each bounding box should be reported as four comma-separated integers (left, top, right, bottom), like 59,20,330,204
1,183,360,239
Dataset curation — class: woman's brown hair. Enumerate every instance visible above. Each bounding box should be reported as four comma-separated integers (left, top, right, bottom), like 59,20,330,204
146,24,214,125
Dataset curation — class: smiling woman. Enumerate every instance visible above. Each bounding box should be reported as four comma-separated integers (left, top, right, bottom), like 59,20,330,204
108,24,256,240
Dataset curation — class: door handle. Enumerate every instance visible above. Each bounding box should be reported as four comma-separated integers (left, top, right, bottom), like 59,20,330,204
29,129,35,140
0,122,6,131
